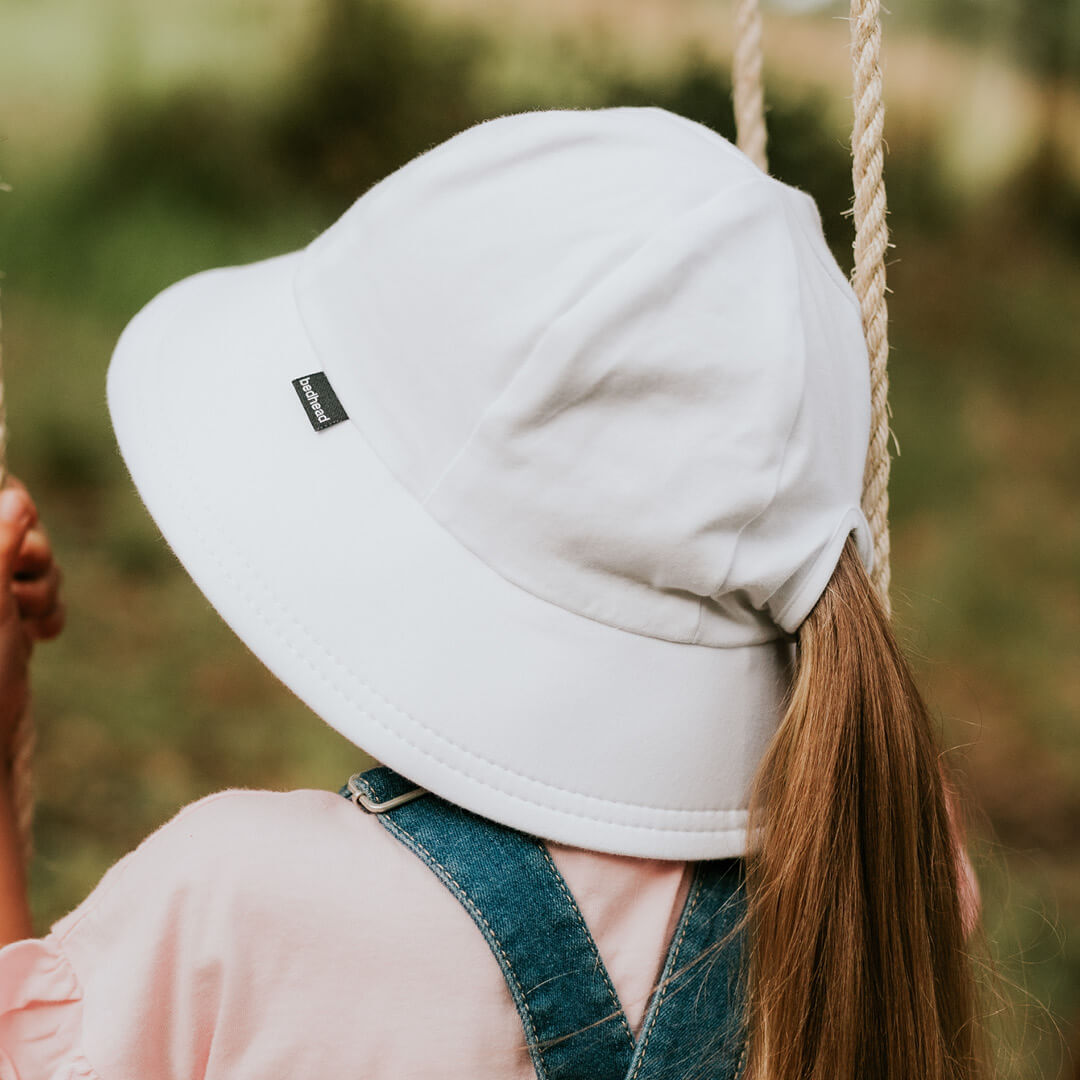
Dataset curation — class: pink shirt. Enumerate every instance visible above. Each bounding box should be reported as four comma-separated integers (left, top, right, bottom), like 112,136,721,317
0,789,692,1079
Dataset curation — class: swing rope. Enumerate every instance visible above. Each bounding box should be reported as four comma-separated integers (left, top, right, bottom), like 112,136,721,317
732,0,893,614
733,0,769,173
0,289,34,863
849,0,892,612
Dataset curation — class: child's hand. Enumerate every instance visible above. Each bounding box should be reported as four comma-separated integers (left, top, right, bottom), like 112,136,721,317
0,480,64,775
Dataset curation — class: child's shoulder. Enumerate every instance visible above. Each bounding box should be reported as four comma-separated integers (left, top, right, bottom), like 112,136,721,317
139,785,367,851
49,787,387,945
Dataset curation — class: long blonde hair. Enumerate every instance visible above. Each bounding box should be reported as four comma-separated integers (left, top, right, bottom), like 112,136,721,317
743,537,986,1079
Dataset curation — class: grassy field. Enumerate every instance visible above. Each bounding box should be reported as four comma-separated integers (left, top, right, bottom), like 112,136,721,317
2,0,1079,1074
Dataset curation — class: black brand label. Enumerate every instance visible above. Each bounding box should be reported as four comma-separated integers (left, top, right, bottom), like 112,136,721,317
291,372,348,432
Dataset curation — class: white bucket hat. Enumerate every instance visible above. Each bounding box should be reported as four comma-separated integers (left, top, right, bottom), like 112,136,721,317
108,107,872,860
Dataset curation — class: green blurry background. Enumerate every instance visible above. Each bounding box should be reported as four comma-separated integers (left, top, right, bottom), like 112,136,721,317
1,0,1078,1073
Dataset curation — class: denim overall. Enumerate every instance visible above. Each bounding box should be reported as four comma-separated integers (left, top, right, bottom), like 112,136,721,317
340,767,748,1080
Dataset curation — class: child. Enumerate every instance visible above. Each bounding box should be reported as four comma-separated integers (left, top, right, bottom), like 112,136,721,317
0,107,983,1079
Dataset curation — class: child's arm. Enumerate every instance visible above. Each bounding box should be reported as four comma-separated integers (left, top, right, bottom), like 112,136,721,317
0,482,65,945
0,767,32,942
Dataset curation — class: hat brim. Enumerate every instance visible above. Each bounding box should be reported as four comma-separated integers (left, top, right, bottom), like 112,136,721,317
108,253,791,859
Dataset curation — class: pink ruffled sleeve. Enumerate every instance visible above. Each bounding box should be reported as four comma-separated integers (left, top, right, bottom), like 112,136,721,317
0,939,98,1080
0,790,253,1080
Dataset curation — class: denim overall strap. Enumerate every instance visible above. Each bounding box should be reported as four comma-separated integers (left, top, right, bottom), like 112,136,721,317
341,766,637,1080
624,858,747,1080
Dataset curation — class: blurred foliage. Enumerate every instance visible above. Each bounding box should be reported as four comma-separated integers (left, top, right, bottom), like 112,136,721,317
1,0,1079,1074
1008,0,1080,79
902,0,1080,81
270,0,488,207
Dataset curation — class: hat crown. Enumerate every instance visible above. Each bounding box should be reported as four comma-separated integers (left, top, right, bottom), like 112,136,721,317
296,107,871,642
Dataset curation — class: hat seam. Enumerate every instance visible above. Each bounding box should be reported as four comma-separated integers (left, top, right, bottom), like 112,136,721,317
662,108,863,323
301,113,512,268
652,107,772,178
752,193,869,629
772,183,865,318
417,179,777,512
696,194,808,642
424,497,787,648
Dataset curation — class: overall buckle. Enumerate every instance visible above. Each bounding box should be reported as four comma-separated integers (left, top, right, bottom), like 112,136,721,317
345,772,428,814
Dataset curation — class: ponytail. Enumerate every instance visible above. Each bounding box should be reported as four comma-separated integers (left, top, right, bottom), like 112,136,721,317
743,537,985,1080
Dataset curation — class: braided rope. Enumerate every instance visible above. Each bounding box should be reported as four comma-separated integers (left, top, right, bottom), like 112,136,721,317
0,285,34,863
732,0,769,172
850,0,892,613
